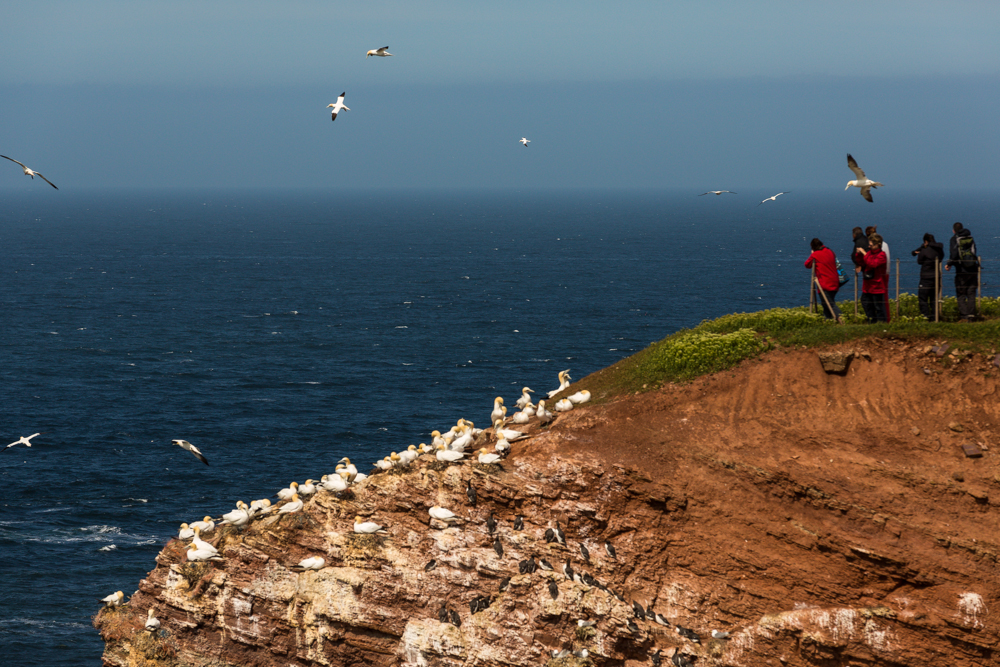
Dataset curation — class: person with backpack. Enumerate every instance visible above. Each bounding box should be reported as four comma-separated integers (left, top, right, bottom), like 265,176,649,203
804,238,843,323
946,223,979,321
856,233,888,323
912,233,944,321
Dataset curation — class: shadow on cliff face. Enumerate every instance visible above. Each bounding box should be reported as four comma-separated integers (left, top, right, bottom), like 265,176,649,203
97,339,999,667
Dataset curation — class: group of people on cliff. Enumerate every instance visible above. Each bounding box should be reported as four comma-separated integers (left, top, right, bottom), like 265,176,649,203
803,222,980,324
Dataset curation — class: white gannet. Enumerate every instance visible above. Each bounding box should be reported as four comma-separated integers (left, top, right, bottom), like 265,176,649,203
373,457,394,471
177,523,194,540
320,472,349,492
515,387,534,409
845,153,884,202
490,397,506,424
478,448,502,465
436,445,466,463
191,526,218,555
711,629,731,640
521,402,536,417
511,410,530,425
278,493,303,514
536,400,555,424
298,479,317,496
186,542,223,562
101,591,125,607
354,515,387,534
290,556,326,571
519,138,530,147
248,498,272,517
366,46,393,58
219,502,250,527
277,481,299,501
547,370,571,398
3,432,41,452
337,458,358,481
171,439,209,465
699,190,736,196
567,390,591,405
555,398,574,412
493,420,527,441
144,608,161,632
398,444,419,465
429,506,462,524
757,192,788,206
327,92,350,121
189,516,215,533
449,426,473,452
431,430,448,449
354,471,368,482
1,156,58,189
389,451,404,468
461,418,483,437
494,436,510,457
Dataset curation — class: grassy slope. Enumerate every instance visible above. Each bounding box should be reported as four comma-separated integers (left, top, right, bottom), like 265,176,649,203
570,295,1000,401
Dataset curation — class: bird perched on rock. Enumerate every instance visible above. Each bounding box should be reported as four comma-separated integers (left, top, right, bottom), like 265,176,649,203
493,536,504,558
289,556,325,571
676,625,700,643
554,522,566,545
466,479,477,506
544,527,556,543
498,576,511,593
651,648,662,667
438,606,450,624
547,370,571,397
101,591,125,607
450,609,461,627
552,650,570,659
604,540,617,559
669,647,694,667
577,619,595,628
580,543,590,561
513,515,524,531
538,558,554,571
144,608,160,633
627,619,640,633
711,629,731,640
563,560,575,581
518,556,537,574
548,580,559,599
486,513,497,535
353,516,388,534
515,387,534,409
425,559,437,571
429,506,462,524
633,601,646,619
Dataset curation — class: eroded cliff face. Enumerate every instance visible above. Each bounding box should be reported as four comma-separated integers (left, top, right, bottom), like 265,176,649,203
96,340,1000,667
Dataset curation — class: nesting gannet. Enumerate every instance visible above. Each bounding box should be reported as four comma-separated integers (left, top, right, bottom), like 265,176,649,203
177,523,194,540
338,458,359,481
320,472,349,492
278,493,304,514
494,436,510,458
1,156,58,189
3,432,41,452
699,190,735,196
449,426,474,452
436,444,466,463
189,516,215,533
290,556,326,571
277,481,299,501
845,153,884,202
547,370,571,398
298,479,317,496
353,515,387,534
555,398,574,412
493,420,527,441
757,192,788,206
711,630,731,640
429,506,461,524
477,448,502,465
511,410,530,425
101,591,125,607
219,502,250,527
430,430,448,449
519,138,530,147
515,387,534,409
536,400,555,424
186,542,223,562
366,46,393,58
327,93,350,121
144,608,160,632
490,397,506,424
191,527,218,554
248,498,272,518
171,439,209,465
566,390,591,405
398,445,420,465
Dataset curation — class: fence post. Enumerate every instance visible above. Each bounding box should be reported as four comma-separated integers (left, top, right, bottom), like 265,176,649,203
810,264,816,314
978,256,982,313
854,270,858,317
895,258,900,320
935,258,941,322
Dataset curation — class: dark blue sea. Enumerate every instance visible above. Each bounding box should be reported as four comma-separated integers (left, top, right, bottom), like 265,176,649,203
2,188,997,664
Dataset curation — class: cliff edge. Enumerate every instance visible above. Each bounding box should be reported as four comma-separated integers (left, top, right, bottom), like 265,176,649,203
96,338,1000,666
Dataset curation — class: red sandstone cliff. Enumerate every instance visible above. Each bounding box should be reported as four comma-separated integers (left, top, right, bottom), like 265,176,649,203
96,339,1000,666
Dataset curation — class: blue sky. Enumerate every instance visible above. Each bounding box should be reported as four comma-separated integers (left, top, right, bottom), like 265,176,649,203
2,1,999,190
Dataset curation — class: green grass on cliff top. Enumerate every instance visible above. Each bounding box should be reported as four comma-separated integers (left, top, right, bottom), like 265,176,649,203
575,293,1000,400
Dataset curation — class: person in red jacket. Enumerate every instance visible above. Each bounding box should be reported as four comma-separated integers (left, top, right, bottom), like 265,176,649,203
857,233,888,323
804,238,842,323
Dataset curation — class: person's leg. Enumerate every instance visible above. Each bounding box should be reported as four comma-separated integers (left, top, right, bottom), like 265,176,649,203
918,284,933,321
957,274,976,320
817,289,833,319
874,293,888,323
825,289,842,322
861,292,877,323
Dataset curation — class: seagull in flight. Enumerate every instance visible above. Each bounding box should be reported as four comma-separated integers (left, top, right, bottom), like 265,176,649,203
2,156,58,189
758,192,788,206
327,93,350,121
366,46,393,58
171,439,209,465
3,433,41,452
845,154,883,202
698,190,736,196
519,138,530,147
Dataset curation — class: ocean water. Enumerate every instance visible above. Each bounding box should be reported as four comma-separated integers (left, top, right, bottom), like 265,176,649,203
1,188,997,664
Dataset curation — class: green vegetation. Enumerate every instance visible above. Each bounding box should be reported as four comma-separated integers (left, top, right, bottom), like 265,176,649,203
576,295,1000,399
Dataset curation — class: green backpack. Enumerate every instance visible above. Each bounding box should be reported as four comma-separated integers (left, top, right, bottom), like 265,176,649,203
957,235,979,270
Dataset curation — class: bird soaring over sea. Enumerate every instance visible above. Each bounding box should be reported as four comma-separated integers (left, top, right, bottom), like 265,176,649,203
366,46,393,58
519,138,530,147
1,156,58,189
171,439,209,465
4,433,41,452
698,190,735,196
327,93,350,121
758,192,788,206
845,154,884,202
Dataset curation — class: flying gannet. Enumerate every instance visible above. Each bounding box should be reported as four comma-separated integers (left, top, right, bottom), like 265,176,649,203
698,190,735,196
1,156,58,189
366,46,393,58
327,93,350,121
547,370,571,398
758,192,788,206
171,439,209,465
845,153,884,202
144,608,160,632
354,515,388,534
519,138,530,147
3,433,41,452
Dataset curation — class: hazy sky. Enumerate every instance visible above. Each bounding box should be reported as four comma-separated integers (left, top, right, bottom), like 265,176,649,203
2,1,999,190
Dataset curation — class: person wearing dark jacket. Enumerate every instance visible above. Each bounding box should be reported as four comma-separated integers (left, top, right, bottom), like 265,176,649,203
912,234,944,321
851,227,869,274
946,225,979,321
857,233,888,323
